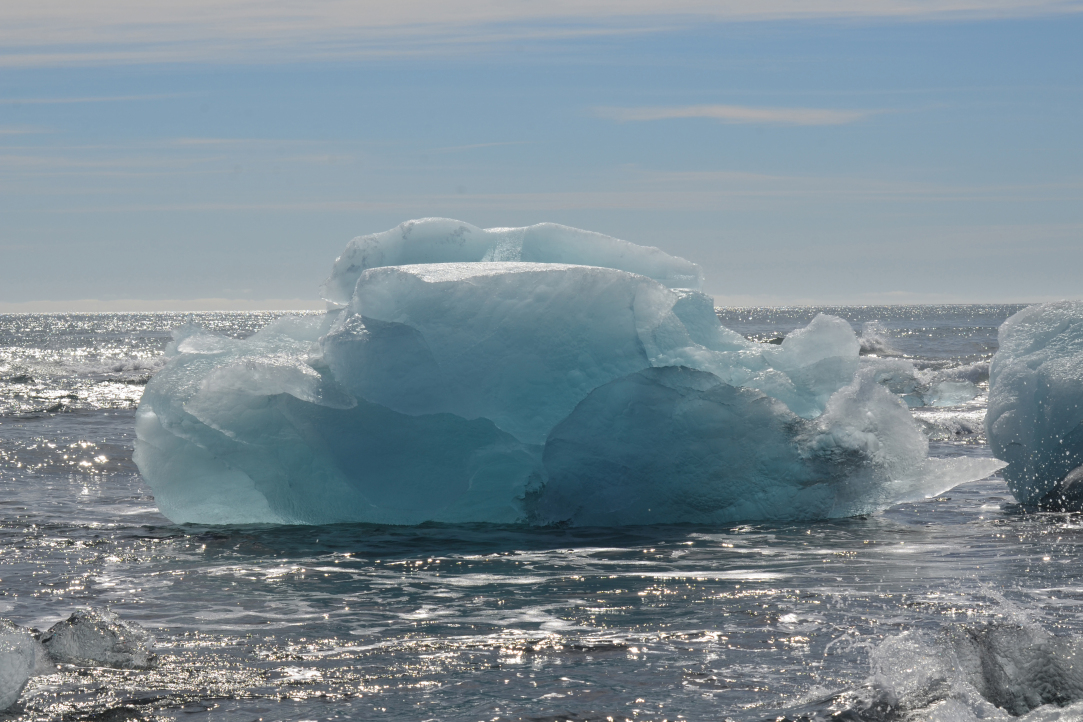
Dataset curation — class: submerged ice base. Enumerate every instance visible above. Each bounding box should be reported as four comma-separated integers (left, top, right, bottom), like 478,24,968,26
134,218,1003,526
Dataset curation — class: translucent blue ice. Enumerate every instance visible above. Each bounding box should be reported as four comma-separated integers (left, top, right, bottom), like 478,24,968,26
134,219,1003,525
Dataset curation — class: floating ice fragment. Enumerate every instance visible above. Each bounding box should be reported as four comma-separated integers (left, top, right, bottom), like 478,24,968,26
925,380,979,407
0,619,49,711
40,609,156,670
872,623,1083,719
783,620,1083,721
987,301,1083,508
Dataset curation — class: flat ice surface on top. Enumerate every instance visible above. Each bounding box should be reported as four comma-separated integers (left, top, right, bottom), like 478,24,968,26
381,261,586,283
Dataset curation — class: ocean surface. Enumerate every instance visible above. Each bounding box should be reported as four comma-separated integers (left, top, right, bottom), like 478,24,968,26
6,305,1083,722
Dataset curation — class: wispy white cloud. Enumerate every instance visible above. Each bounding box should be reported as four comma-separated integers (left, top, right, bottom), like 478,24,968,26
1,0,1081,66
596,104,878,126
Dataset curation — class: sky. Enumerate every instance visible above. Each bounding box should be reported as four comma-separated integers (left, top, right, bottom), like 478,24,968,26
1,1,1081,310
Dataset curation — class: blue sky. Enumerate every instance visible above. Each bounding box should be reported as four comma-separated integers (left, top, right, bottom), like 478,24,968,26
2,1,1081,310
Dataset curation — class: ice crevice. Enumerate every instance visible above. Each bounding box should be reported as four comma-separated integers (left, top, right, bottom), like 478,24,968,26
133,218,1004,526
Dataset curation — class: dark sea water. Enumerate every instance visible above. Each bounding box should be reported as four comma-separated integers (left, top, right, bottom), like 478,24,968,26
7,306,1083,722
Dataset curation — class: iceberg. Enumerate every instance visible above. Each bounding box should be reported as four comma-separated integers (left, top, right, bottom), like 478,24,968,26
134,218,1003,526
987,301,1083,508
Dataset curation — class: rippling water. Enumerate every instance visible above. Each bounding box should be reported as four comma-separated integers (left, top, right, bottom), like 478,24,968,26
9,306,1083,722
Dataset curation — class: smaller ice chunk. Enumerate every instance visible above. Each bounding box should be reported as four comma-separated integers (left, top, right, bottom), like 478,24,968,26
862,357,986,410
39,609,156,670
925,380,979,407
772,313,861,368
986,301,1083,507
870,623,1083,718
319,218,703,304
0,619,50,711
932,360,990,386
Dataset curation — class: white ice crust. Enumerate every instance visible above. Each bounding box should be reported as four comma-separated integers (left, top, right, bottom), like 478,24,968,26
134,219,1003,526
987,301,1083,506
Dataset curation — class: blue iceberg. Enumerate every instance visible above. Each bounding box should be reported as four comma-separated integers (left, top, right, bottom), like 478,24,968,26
987,301,1083,508
134,218,1003,525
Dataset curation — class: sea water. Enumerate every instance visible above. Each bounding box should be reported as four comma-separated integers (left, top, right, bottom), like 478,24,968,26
6,306,1083,722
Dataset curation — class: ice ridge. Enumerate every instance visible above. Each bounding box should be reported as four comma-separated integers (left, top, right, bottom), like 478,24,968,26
134,219,1003,526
